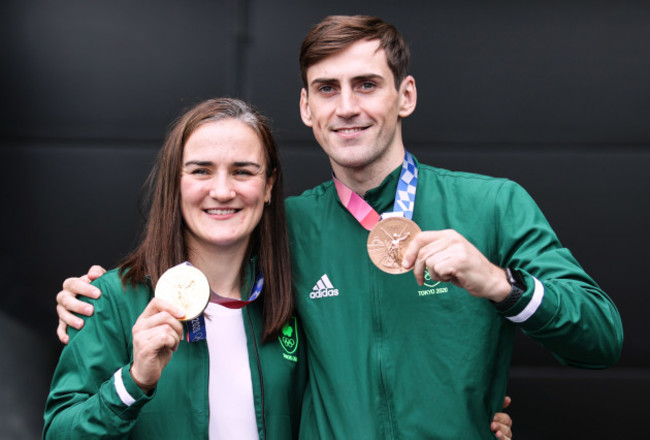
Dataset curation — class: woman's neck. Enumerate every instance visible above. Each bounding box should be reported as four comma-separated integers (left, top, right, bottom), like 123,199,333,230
187,244,248,300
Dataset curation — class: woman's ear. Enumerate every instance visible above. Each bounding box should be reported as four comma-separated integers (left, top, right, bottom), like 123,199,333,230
265,168,277,204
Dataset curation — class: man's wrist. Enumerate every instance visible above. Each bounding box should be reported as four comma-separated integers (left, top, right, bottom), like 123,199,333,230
493,267,526,311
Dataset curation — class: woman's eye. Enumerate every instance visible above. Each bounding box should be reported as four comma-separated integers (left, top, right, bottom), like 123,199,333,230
190,168,210,175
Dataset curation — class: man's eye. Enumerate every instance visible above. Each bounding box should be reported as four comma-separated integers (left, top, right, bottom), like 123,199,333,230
360,82,375,90
318,85,334,93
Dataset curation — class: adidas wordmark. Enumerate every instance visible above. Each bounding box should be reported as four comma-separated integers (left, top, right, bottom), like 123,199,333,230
310,274,339,299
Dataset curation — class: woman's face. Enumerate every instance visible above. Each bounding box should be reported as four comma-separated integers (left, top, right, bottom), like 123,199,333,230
180,119,273,255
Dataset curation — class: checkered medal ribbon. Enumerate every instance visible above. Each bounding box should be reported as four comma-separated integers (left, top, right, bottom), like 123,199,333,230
391,151,418,220
333,150,419,230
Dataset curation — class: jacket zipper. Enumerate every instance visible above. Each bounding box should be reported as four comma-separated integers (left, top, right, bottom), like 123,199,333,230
245,306,267,439
372,264,396,438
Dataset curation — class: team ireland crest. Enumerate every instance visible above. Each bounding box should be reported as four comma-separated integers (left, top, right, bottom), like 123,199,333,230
279,317,298,356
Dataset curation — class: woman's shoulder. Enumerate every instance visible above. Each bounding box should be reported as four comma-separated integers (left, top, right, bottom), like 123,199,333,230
89,268,153,312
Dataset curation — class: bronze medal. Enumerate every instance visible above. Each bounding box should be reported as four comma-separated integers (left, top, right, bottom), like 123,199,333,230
367,217,421,274
155,264,210,321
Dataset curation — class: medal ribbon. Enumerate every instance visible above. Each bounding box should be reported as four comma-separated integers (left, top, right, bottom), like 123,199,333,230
185,264,264,342
333,150,418,231
209,272,264,309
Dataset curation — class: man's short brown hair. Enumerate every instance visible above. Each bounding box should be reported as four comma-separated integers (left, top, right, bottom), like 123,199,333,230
299,15,410,90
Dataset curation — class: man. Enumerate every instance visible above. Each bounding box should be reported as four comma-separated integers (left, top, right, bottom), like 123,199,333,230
57,15,622,438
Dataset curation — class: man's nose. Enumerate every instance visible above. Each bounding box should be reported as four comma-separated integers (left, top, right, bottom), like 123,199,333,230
335,87,360,118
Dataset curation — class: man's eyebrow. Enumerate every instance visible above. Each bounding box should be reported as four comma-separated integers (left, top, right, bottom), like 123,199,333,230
309,77,339,87
310,74,384,87
352,74,384,82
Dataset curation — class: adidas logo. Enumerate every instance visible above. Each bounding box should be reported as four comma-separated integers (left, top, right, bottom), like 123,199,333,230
310,274,340,299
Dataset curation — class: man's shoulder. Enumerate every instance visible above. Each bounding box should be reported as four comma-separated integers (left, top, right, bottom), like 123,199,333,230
419,162,507,184
417,163,532,209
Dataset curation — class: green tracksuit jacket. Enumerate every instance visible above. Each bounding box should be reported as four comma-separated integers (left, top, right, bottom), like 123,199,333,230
286,156,623,439
43,266,307,439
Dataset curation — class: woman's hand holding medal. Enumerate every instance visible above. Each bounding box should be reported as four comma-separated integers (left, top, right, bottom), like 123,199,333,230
130,298,186,393
131,264,210,393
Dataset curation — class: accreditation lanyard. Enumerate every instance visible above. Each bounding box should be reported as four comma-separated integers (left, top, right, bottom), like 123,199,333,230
333,150,418,230
186,271,264,343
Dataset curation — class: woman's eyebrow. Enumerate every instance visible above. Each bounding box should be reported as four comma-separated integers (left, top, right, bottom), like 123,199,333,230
183,160,213,167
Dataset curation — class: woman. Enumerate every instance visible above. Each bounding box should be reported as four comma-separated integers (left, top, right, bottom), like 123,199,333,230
43,98,307,439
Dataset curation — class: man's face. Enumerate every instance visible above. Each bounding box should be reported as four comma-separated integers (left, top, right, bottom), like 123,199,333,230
300,39,416,175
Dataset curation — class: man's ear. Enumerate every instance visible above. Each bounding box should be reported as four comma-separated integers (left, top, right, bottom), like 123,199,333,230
398,75,417,118
299,88,314,127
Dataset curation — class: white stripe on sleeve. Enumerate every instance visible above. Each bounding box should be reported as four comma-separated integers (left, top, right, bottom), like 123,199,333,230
507,277,544,323
113,368,136,406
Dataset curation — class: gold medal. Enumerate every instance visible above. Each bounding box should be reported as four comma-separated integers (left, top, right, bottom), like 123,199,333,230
155,264,210,321
367,217,421,274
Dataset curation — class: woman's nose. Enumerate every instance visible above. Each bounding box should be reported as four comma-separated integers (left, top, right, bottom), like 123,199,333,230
209,174,236,200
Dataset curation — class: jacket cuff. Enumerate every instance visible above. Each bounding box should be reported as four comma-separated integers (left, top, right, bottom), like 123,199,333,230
101,364,154,419
498,273,557,330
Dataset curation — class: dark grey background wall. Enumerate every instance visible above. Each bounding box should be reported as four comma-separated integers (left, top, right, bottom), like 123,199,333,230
1,0,648,438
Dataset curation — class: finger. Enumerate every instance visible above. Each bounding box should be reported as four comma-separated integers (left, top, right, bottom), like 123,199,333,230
492,412,513,438
491,422,512,439
401,231,434,269
406,233,454,285
493,426,512,440
87,265,107,281
503,395,512,409
493,409,512,426
422,249,458,285
493,413,512,428
61,277,101,300
57,289,95,316
56,304,86,329
412,253,427,285
132,327,182,374
56,319,70,344
135,322,183,350
134,310,184,340
140,297,186,321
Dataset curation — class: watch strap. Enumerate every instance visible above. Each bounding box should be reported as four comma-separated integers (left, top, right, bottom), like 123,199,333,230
494,267,526,311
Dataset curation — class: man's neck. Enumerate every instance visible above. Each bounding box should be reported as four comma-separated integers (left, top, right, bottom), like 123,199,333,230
331,148,404,196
